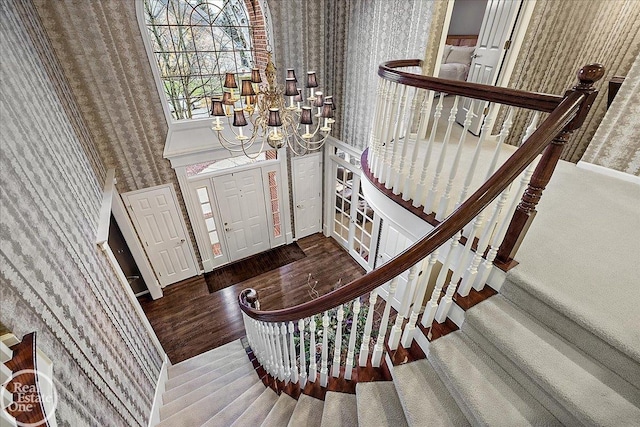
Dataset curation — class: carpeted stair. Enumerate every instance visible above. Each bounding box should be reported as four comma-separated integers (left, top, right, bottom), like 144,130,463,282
153,163,639,426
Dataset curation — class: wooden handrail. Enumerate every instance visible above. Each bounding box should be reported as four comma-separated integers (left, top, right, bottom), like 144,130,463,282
378,59,564,112
239,63,604,323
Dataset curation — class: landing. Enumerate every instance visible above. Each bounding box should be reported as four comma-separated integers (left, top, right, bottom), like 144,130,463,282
505,160,640,361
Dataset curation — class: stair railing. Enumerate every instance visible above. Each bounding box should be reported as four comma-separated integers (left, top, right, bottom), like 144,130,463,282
239,63,603,389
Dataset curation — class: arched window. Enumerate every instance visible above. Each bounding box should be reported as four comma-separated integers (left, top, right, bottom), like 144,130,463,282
142,0,268,121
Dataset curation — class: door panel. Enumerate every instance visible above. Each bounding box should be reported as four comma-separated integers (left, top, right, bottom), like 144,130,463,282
214,168,271,260
456,0,523,134
124,185,197,286
292,154,322,239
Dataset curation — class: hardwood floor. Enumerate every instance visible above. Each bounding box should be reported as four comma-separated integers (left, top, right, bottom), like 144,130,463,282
139,233,366,364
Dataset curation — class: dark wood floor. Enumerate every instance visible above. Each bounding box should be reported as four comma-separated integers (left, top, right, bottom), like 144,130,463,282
139,233,366,364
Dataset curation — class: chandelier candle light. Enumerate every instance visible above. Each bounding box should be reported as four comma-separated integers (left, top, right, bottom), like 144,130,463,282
210,54,335,157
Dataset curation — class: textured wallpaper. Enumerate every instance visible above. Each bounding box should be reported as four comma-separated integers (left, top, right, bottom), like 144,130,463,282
581,55,640,176
31,0,202,266
0,1,163,425
498,0,640,163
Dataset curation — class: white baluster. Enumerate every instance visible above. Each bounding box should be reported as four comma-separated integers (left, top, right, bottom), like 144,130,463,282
474,112,540,291
281,323,291,382
332,305,344,378
288,322,298,384
368,79,386,166
423,234,459,327
436,101,476,220
372,277,398,367
424,96,459,214
439,211,485,312
404,89,431,201
385,85,409,189
344,298,361,381
298,319,307,388
373,80,392,177
414,94,444,207
389,265,418,350
308,315,317,383
271,324,284,381
258,320,269,368
393,87,419,195
401,255,436,347
358,290,378,367
485,108,514,180
376,83,399,181
320,311,330,387
455,106,496,211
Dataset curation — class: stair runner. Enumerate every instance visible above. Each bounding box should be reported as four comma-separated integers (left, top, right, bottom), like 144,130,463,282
157,290,640,426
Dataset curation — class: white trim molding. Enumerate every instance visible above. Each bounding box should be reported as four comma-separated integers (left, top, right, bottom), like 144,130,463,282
147,354,170,427
577,161,640,185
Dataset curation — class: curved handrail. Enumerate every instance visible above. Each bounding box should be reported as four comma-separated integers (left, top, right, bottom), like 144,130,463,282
240,93,585,322
379,59,564,112
240,62,604,323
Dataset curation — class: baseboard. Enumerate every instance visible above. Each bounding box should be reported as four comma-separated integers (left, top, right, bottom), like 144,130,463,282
576,161,640,185
148,354,170,427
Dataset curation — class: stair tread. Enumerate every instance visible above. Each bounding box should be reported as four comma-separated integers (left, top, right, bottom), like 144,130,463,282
465,295,640,426
164,357,254,401
356,381,408,427
320,391,358,427
232,387,279,427
501,279,640,390
159,368,259,423
287,394,324,427
202,381,265,427
260,392,297,427
168,339,244,379
392,360,469,427
429,331,560,427
166,348,249,390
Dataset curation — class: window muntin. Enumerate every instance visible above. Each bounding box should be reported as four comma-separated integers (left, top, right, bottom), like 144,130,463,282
196,186,223,257
185,149,278,177
143,0,256,121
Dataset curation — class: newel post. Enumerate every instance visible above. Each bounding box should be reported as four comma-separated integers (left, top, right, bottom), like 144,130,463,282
496,64,605,266
241,288,260,309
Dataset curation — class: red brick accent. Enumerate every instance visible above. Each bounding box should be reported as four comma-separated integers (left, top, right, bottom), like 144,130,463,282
244,0,269,76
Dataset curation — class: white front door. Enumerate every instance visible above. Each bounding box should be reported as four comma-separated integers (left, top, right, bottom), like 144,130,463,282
123,185,198,287
456,0,523,134
292,153,322,239
214,168,271,261
377,221,416,312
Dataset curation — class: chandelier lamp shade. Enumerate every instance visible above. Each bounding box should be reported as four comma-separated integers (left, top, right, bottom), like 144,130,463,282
210,53,336,157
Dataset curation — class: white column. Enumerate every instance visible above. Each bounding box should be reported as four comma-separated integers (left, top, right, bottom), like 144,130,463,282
424,96,459,214
414,94,444,208
288,321,298,384
401,255,436,347
404,89,431,201
298,318,307,388
332,305,344,378
344,298,361,381
385,85,409,189
358,290,378,367
308,315,317,383
320,311,330,387
372,278,398,367
389,265,418,350
281,323,291,382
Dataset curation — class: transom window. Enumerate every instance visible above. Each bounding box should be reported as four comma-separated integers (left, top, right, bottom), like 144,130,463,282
143,0,267,121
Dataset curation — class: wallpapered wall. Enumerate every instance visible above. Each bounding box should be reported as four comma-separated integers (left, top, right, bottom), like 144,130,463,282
582,55,640,176
0,1,163,426
499,0,640,163
31,0,203,266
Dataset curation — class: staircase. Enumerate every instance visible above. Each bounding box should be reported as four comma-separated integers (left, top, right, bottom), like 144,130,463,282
156,283,640,426
155,160,640,426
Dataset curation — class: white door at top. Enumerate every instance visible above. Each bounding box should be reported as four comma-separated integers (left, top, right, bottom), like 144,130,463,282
124,185,198,287
456,0,523,134
292,153,322,239
214,168,271,261
377,221,416,312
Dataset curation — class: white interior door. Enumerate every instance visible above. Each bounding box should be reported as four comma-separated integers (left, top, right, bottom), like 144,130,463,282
377,221,416,312
292,153,322,239
124,185,197,287
214,168,271,261
456,0,523,134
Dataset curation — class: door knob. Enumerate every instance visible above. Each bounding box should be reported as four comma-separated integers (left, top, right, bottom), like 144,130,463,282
225,227,231,231
296,204,303,209
180,239,185,243
471,53,481,59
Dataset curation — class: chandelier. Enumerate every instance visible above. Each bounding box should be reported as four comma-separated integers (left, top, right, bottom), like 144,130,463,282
210,54,335,157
